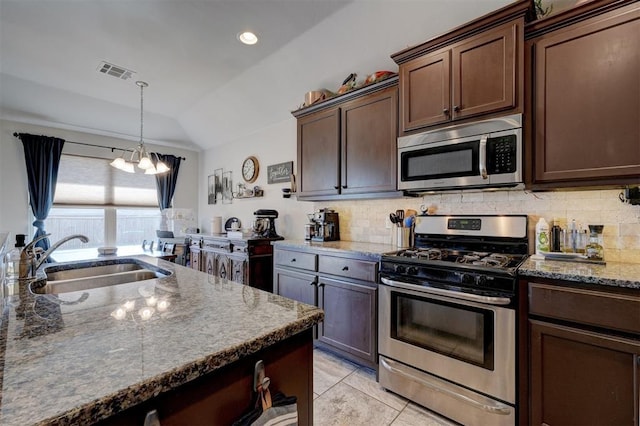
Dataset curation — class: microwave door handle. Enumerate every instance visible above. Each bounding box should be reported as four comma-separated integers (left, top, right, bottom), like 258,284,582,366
479,135,488,179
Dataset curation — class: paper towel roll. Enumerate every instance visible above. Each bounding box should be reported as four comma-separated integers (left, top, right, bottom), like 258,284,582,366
211,216,222,234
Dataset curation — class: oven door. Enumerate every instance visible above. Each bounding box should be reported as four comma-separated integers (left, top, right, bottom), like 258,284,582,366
378,278,515,404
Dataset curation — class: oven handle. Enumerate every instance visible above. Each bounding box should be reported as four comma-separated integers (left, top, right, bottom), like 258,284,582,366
380,357,513,416
380,277,512,306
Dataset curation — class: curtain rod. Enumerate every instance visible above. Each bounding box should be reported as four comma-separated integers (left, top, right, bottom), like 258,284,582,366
12,133,187,161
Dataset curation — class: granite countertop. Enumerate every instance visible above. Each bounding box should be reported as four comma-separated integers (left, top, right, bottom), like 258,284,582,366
0,255,323,425
519,257,640,289
272,239,397,261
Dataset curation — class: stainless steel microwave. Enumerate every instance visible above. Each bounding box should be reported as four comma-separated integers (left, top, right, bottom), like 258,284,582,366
398,114,523,193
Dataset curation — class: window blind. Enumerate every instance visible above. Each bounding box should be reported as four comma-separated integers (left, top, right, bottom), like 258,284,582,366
54,154,158,207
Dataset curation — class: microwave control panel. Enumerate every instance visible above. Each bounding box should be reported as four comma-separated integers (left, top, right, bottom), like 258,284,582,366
486,135,517,174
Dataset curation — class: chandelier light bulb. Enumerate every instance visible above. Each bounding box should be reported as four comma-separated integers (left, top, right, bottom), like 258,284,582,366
138,155,153,170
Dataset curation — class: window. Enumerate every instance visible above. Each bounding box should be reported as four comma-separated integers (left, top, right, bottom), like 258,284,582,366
46,154,161,248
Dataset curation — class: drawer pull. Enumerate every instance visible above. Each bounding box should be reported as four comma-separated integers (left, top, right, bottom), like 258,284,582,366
342,266,349,271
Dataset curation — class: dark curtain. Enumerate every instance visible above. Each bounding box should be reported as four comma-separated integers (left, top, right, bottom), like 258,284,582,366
18,133,65,251
154,154,181,210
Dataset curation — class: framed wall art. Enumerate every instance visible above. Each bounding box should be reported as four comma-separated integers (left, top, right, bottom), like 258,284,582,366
222,170,233,204
214,168,223,204
207,174,216,205
267,161,293,184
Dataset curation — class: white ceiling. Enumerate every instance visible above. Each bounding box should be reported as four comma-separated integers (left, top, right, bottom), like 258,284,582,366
0,0,514,152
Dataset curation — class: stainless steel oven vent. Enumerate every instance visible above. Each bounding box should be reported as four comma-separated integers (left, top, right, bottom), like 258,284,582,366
96,61,136,80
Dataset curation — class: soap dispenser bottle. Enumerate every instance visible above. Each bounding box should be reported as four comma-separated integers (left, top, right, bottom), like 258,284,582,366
535,217,549,255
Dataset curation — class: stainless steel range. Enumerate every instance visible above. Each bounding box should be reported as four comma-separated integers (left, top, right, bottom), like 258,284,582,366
378,214,528,426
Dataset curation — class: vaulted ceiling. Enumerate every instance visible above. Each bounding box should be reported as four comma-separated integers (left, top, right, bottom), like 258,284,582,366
0,0,514,151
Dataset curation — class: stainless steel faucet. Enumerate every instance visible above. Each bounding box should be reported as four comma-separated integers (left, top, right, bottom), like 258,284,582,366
19,234,89,279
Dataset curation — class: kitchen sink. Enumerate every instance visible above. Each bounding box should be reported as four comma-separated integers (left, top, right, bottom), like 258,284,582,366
32,258,172,294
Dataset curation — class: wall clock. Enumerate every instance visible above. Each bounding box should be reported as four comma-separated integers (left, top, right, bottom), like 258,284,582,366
242,156,259,183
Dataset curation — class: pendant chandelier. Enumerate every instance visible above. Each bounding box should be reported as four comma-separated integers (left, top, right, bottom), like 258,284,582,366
110,81,169,174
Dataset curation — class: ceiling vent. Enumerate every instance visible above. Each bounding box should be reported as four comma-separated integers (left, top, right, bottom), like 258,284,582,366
97,61,136,81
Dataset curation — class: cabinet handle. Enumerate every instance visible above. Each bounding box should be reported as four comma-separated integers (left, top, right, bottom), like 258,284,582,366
342,185,347,189
342,266,349,271
443,108,449,115
334,185,340,190
309,279,317,286
318,282,325,288
453,105,460,112
290,258,296,262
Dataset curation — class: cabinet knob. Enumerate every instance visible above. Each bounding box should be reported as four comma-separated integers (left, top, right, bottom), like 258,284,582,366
453,105,460,112
290,258,296,262
342,266,349,271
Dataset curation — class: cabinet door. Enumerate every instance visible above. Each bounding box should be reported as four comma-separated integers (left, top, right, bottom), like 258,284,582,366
452,20,517,120
230,256,247,285
533,4,640,184
400,49,451,132
297,108,340,197
317,276,377,364
529,320,640,426
215,253,230,280
273,267,317,306
341,86,398,194
190,247,202,271
203,250,216,275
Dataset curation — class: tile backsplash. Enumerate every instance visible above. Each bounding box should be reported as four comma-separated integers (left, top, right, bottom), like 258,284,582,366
318,189,640,264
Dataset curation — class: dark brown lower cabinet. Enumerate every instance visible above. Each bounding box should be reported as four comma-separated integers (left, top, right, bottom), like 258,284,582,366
523,279,640,426
317,276,377,366
273,267,317,307
99,328,314,425
190,236,275,292
273,246,378,368
529,320,640,426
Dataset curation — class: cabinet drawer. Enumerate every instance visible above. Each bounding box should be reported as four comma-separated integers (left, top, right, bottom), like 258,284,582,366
274,249,317,271
529,282,640,334
318,255,377,282
203,240,231,252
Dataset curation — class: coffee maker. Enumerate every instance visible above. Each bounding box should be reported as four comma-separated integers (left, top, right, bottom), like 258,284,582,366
253,209,284,240
311,208,340,242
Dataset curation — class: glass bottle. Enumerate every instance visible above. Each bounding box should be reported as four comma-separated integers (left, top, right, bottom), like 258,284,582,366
4,234,26,283
585,225,604,260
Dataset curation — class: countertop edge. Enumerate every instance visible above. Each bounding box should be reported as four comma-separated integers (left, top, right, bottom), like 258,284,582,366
519,258,640,289
36,309,323,426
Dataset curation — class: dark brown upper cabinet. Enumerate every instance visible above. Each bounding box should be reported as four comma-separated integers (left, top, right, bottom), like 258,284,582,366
392,1,529,135
293,77,400,200
525,0,640,189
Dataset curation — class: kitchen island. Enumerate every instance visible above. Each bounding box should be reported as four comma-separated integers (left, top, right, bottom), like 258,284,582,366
0,255,323,425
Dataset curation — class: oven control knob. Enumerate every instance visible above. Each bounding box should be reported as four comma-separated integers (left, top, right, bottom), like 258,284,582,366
476,275,487,286
394,265,406,274
407,266,418,275
461,274,475,285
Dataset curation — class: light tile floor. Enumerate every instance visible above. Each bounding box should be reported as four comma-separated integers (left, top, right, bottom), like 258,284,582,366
313,347,459,426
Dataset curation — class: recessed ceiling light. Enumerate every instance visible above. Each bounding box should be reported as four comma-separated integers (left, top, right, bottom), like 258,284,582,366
237,31,258,45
